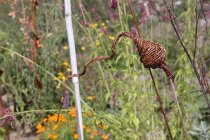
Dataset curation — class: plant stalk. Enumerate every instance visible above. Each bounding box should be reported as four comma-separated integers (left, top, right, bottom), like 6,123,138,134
149,69,174,140
169,79,188,140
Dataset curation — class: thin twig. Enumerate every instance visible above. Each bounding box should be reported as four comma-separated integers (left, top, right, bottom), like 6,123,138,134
149,69,174,140
193,0,199,63
198,0,208,39
126,0,141,37
147,0,171,21
77,0,87,24
162,0,210,110
169,79,188,140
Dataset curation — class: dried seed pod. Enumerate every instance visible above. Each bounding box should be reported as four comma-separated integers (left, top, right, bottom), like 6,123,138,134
117,32,174,79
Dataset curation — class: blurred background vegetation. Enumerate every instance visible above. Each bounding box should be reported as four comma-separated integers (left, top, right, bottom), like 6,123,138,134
0,0,210,139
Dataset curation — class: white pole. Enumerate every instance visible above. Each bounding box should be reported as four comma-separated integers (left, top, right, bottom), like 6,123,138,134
64,0,84,140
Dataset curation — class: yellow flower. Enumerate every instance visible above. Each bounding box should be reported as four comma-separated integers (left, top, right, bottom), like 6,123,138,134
80,47,86,51
88,110,93,117
57,72,66,81
63,45,68,50
109,35,115,41
103,125,108,130
73,134,79,139
95,120,101,125
51,134,58,140
62,61,69,67
101,23,105,26
90,135,94,139
99,32,104,36
101,134,108,140
52,124,59,131
90,23,98,28
48,134,52,139
58,72,64,77
87,96,94,101
95,40,100,47
66,68,72,72
85,128,91,133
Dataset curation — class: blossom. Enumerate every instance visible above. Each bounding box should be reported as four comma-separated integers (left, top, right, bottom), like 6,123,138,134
57,72,65,81
102,134,108,140
36,123,45,134
93,130,98,136
90,23,98,28
87,95,94,101
63,45,68,50
103,125,108,130
73,134,79,139
68,107,77,117
110,0,118,9
51,134,58,140
52,124,59,131
61,60,69,67
42,118,48,123
48,114,67,122
101,23,106,26
95,40,100,47
108,35,115,41
85,128,91,133
66,68,72,72
80,46,86,51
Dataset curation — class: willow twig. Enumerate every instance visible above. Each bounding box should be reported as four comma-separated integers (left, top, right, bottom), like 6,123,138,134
162,0,210,110
170,79,188,140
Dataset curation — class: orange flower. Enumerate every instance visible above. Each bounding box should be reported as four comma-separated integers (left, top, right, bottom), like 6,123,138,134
68,107,77,117
93,130,98,136
82,125,86,129
48,134,52,138
36,123,45,134
88,110,93,117
73,134,79,139
52,124,59,131
48,114,66,122
103,125,108,130
101,134,108,140
51,134,58,140
85,128,91,133
42,118,48,123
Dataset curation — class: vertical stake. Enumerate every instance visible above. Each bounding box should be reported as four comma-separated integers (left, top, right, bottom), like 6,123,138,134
64,0,84,139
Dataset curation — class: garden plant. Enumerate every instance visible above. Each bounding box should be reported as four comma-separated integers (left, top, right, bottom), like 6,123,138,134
0,0,210,140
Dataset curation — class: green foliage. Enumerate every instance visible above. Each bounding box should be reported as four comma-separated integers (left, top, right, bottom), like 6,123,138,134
0,0,209,139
